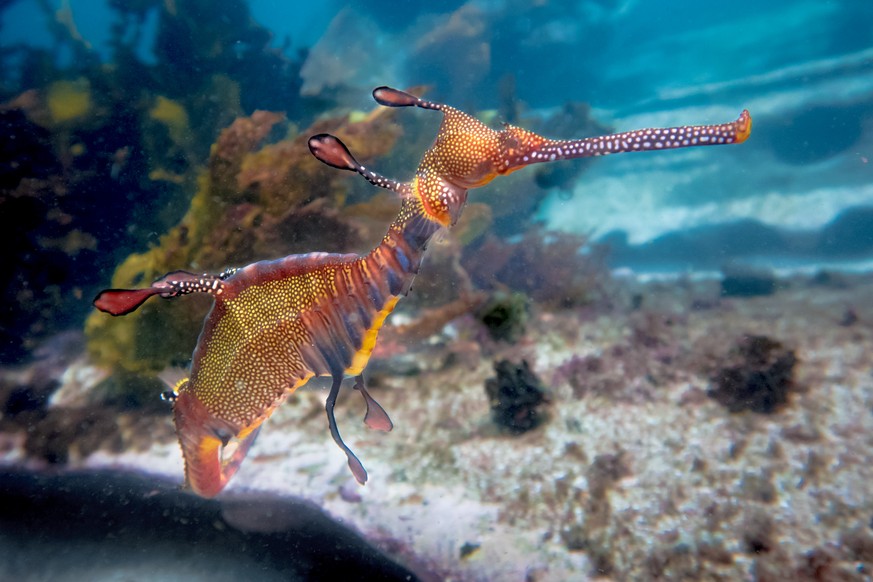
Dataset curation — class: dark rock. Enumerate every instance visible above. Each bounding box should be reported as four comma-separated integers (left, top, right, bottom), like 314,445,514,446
720,264,777,297
3,385,52,416
0,468,418,581
459,542,480,559
485,359,548,433
741,511,774,554
708,335,797,413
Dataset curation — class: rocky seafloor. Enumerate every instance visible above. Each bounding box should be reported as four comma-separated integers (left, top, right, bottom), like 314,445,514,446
1,271,872,581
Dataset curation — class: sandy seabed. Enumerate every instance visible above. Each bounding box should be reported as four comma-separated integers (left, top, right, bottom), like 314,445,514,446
2,272,872,581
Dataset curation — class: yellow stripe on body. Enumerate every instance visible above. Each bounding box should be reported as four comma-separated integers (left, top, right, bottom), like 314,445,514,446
347,296,400,375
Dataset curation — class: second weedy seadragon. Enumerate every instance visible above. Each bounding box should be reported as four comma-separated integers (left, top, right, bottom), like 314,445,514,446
93,86,752,497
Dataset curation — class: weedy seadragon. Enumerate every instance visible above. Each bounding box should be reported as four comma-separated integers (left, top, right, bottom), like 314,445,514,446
94,87,751,496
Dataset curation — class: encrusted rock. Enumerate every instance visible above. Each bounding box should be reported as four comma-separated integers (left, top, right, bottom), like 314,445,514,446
484,359,549,433
708,335,796,413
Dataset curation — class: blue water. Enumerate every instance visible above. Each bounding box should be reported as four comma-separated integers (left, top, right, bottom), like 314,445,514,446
8,1,870,104
1,0,336,63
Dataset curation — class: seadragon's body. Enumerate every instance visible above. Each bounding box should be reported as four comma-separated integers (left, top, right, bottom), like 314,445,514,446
94,86,751,497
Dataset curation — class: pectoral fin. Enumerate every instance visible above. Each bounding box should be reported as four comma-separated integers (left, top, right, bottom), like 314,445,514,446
354,375,393,432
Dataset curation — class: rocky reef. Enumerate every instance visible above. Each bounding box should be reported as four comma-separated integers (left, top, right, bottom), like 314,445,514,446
0,0,309,363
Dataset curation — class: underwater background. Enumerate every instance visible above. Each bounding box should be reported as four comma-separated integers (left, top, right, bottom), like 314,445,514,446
1,1,872,580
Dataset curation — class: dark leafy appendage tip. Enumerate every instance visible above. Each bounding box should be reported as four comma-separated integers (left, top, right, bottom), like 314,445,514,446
372,86,442,112
308,134,360,172
372,86,419,108
93,288,161,316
